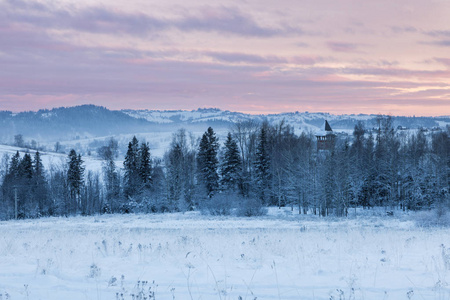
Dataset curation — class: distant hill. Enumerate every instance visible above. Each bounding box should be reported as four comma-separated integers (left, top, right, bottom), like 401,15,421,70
0,105,152,142
0,105,448,147
121,108,448,132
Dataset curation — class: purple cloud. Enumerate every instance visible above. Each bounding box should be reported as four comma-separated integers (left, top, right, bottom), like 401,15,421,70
433,40,450,47
205,51,287,64
326,41,359,52
1,1,298,38
1,0,449,116
435,58,450,67
425,30,450,37
390,26,418,33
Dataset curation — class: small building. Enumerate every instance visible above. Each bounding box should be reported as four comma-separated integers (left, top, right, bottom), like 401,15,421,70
315,120,336,151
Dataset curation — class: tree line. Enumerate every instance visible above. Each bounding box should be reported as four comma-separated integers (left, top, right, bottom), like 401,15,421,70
0,116,448,220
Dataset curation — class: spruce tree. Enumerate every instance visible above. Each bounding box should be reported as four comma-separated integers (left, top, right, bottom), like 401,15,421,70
19,153,33,179
220,132,242,192
67,149,85,214
197,127,219,198
123,136,140,197
1,152,21,218
10,151,20,179
139,142,152,189
254,124,271,204
18,153,34,217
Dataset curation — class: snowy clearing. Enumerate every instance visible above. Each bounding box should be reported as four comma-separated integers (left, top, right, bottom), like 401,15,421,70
0,208,449,300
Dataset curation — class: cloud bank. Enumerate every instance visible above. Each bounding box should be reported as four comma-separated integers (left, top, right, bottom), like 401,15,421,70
1,0,449,116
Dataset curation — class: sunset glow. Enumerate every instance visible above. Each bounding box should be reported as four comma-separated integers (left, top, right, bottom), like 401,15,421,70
1,0,450,116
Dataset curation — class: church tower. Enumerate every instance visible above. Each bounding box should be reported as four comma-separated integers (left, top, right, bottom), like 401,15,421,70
315,120,336,151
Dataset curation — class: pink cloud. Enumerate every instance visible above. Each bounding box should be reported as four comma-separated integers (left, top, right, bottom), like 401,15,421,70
326,41,359,53
1,0,450,117
435,58,450,67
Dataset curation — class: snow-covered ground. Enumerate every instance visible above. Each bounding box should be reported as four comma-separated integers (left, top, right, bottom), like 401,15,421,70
0,208,449,300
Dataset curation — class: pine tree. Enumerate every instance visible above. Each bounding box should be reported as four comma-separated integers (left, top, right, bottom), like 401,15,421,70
197,127,219,198
33,151,49,215
17,153,35,217
67,149,85,214
432,129,449,210
220,132,242,191
1,152,21,218
10,151,20,179
139,142,152,189
123,136,140,197
254,124,271,204
19,153,33,179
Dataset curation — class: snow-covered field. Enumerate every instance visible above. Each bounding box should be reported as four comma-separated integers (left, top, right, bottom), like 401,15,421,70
0,144,103,174
0,208,449,300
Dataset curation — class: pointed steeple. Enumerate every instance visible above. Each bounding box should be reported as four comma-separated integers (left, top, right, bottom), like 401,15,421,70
316,120,336,151
325,120,332,132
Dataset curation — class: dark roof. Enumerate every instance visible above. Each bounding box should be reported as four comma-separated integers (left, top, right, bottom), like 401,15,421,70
325,120,332,131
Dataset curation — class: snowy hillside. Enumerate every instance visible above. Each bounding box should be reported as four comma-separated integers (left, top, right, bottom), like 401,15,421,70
122,108,253,124
0,144,103,173
122,108,450,138
1,105,448,160
1,106,448,144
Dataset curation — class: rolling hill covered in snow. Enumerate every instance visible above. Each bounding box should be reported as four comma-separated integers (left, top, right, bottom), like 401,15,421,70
0,105,448,158
1,105,448,142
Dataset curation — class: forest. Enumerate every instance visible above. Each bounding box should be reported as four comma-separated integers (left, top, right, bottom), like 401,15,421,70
0,116,449,220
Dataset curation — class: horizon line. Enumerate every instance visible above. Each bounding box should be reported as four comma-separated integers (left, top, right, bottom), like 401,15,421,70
2,104,449,118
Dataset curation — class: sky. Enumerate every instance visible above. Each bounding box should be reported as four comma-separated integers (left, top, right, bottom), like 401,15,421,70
1,0,450,116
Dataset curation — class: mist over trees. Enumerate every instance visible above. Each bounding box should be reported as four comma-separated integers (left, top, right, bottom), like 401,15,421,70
1,117,449,220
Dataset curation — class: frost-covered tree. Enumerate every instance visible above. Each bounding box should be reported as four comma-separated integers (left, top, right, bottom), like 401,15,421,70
254,123,271,204
220,132,242,192
197,127,219,198
139,142,152,189
165,129,196,211
232,120,259,197
33,151,49,215
123,136,141,198
122,136,156,211
431,128,450,210
14,134,24,148
67,149,85,214
100,140,120,213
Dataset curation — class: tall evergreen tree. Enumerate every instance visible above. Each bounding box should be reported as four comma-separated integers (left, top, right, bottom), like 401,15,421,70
19,153,33,179
17,153,35,217
1,152,21,218
220,132,242,192
254,124,271,204
123,136,140,197
139,142,152,189
197,127,219,198
432,129,450,210
67,149,85,214
10,151,20,178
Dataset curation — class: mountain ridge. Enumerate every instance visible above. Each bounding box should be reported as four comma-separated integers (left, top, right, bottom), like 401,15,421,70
0,105,448,144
